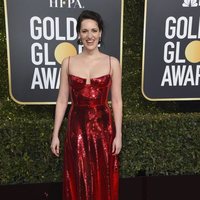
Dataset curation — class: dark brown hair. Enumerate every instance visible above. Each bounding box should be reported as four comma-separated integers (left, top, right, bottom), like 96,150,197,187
76,10,104,33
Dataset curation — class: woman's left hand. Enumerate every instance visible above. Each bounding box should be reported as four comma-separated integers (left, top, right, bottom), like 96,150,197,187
112,136,122,155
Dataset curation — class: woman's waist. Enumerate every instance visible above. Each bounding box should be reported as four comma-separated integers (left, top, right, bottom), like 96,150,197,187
71,99,109,107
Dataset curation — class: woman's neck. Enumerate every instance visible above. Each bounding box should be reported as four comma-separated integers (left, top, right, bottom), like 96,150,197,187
82,47,101,57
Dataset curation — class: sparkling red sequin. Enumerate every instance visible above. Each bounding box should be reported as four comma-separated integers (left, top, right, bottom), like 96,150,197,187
63,74,119,200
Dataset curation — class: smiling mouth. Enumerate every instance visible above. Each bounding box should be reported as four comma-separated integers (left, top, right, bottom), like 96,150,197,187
86,40,95,45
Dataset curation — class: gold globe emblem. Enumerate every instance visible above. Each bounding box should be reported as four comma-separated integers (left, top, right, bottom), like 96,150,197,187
54,42,77,64
185,40,200,63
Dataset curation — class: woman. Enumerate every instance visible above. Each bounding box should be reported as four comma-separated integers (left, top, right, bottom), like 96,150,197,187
51,10,122,200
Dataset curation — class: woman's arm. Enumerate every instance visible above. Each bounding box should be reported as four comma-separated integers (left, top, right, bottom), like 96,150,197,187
51,57,70,157
110,57,123,155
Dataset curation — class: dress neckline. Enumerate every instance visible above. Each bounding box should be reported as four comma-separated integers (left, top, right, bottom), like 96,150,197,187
68,74,111,86
68,73,111,80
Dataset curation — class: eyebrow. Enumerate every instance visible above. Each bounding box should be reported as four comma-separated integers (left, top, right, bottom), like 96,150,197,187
81,28,99,31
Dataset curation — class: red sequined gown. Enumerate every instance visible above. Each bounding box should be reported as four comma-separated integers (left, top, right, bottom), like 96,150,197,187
63,59,119,200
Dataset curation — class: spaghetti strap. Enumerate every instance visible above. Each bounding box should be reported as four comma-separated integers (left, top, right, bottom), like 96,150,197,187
109,56,111,75
68,56,71,74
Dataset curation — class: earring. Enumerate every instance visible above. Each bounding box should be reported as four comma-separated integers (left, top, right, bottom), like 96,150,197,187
98,37,102,44
77,38,83,45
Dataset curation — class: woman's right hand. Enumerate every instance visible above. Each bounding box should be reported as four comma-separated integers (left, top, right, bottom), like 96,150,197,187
51,135,60,157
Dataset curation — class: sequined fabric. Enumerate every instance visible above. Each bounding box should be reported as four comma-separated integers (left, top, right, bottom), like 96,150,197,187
63,73,119,200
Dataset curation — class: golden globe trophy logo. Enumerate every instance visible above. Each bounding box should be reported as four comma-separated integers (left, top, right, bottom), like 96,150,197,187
142,0,200,100
4,0,123,104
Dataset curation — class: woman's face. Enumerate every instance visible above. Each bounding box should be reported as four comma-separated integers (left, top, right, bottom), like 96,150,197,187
79,19,102,51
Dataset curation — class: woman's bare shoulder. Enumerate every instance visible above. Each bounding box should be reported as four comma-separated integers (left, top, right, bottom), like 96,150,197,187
99,53,119,63
62,57,69,65
63,54,81,61
110,56,120,66
61,54,81,68
108,56,120,73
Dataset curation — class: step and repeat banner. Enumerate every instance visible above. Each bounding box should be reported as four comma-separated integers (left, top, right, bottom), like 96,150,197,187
143,0,200,100
4,0,123,104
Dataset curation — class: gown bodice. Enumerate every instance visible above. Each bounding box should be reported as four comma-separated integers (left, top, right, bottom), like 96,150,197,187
68,74,111,107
